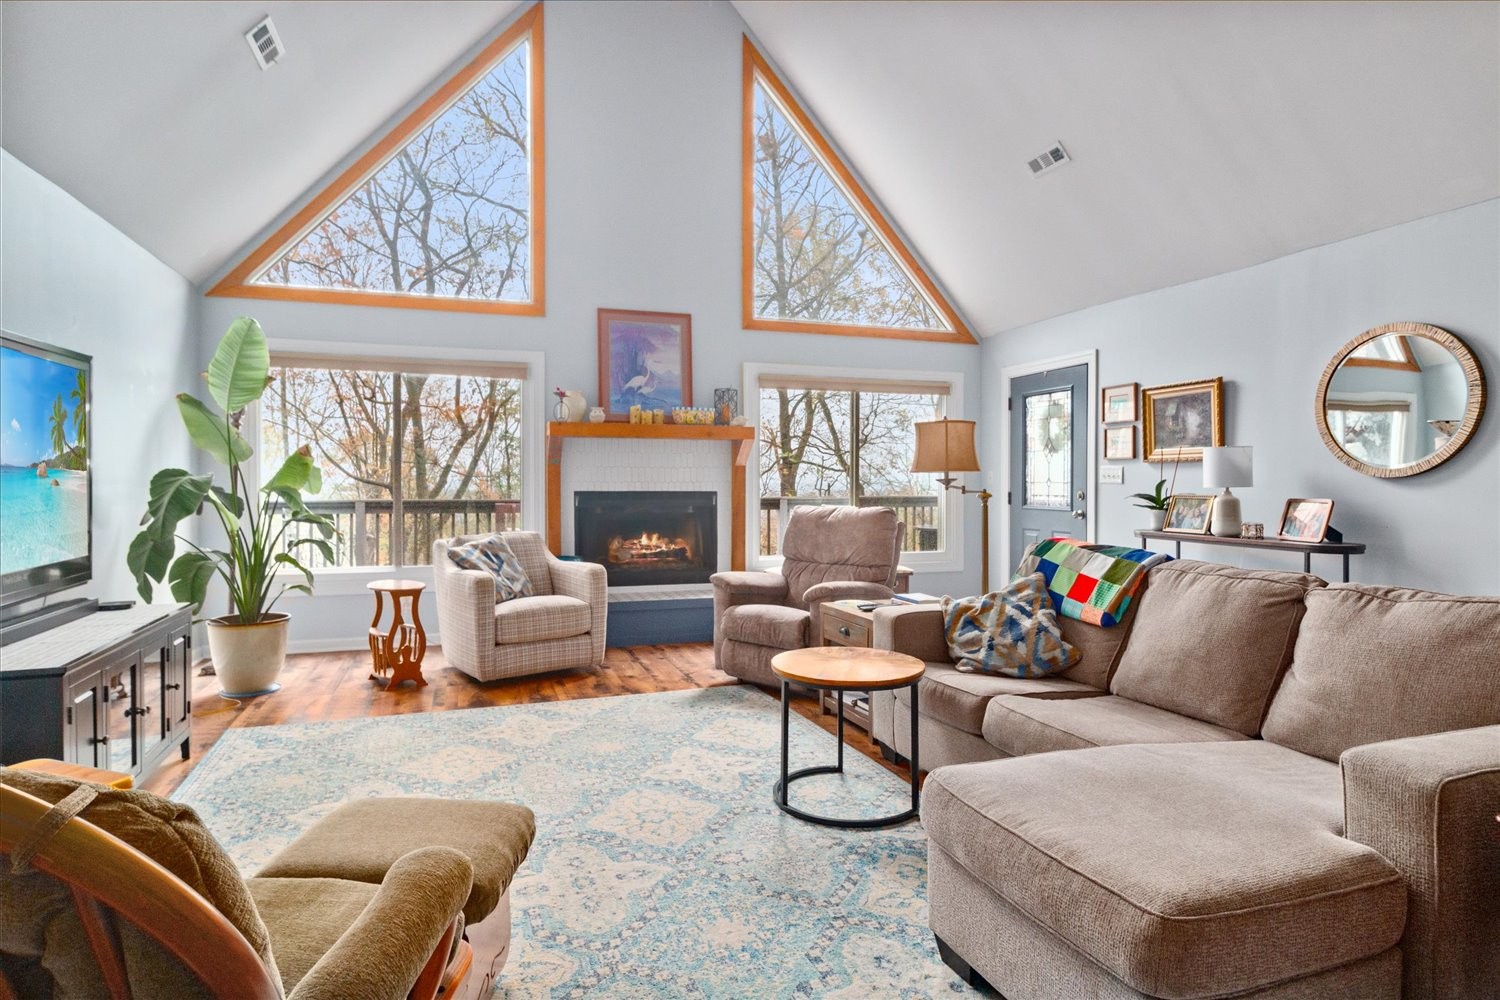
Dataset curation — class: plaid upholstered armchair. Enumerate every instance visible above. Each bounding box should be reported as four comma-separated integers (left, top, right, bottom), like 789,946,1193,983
432,531,607,683
711,506,904,686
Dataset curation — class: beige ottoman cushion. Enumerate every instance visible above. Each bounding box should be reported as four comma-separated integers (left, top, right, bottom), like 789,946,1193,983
922,742,1406,999
255,797,535,925
981,693,1249,757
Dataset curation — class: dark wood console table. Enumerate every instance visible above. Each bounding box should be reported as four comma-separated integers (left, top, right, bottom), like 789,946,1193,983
1,604,193,786
1134,530,1366,582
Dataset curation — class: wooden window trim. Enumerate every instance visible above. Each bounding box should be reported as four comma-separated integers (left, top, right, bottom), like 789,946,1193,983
741,37,974,345
209,3,545,316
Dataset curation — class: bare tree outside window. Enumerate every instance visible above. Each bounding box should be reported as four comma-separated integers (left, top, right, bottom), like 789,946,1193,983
758,387,943,556
751,78,948,332
262,365,523,568
255,42,532,302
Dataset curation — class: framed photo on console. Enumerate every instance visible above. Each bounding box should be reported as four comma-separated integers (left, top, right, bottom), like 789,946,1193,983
1163,493,1215,534
1278,498,1334,542
597,308,692,417
1142,377,1224,462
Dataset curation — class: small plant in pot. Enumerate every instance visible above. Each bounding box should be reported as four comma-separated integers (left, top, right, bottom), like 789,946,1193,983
129,318,334,698
1129,458,1181,531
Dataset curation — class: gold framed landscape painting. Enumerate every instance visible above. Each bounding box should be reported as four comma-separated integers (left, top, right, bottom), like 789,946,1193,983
1142,377,1224,462
1163,493,1215,534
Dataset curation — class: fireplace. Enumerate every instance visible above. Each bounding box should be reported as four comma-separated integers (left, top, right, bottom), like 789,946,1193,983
574,491,717,587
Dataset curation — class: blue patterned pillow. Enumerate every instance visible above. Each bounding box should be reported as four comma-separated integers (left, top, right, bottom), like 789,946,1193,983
942,573,1080,677
447,535,535,603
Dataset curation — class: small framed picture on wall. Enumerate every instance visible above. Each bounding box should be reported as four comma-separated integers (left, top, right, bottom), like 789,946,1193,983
1104,425,1136,461
1101,383,1138,424
597,308,693,417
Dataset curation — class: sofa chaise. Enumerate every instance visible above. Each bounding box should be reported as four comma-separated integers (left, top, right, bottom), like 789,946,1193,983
868,559,1499,1000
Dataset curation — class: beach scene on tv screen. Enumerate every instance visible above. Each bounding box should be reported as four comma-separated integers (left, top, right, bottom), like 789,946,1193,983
1,345,89,576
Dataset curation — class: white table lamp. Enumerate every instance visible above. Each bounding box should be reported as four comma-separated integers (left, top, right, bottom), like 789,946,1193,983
1203,446,1253,537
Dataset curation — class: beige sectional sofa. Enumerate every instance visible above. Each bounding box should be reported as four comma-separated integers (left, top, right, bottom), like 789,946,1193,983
867,559,1499,1000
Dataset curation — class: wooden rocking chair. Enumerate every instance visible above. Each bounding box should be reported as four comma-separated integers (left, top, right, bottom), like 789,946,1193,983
0,783,474,1000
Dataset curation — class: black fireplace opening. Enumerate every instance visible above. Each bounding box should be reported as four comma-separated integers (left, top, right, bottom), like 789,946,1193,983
574,491,717,587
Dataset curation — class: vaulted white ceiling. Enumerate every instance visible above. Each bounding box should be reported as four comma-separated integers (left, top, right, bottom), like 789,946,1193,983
3,1,1496,335
1,0,519,287
734,1,1500,333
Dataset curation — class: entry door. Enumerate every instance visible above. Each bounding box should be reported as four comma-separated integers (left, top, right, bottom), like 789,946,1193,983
1010,364,1088,566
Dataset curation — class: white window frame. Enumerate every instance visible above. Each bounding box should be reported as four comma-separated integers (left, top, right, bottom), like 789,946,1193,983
256,339,545,596
741,361,967,575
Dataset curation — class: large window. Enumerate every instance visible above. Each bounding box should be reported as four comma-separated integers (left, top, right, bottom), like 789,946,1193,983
261,357,525,569
742,40,971,342
211,6,543,314
757,375,948,557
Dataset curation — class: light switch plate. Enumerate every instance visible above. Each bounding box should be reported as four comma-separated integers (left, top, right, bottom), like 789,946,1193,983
1101,465,1125,484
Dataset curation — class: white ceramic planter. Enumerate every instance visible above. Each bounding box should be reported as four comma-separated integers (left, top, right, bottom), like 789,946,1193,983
207,613,289,697
1146,508,1167,531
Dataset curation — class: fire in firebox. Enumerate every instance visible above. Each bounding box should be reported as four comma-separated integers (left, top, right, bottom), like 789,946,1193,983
608,531,695,566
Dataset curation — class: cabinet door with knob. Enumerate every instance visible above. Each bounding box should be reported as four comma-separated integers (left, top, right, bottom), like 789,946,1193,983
103,653,141,775
63,672,105,768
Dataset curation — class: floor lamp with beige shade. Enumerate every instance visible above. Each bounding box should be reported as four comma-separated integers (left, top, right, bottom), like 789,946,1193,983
912,418,992,593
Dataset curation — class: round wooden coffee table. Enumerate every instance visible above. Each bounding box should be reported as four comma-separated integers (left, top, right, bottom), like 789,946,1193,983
771,646,925,829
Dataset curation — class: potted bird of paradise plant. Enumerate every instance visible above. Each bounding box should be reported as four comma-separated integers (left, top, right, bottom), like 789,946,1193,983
129,318,334,697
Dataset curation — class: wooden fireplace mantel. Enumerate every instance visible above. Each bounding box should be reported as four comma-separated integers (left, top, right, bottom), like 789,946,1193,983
546,422,756,570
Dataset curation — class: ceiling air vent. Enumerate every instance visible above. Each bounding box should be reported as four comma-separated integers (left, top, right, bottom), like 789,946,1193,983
245,16,285,70
1027,142,1070,177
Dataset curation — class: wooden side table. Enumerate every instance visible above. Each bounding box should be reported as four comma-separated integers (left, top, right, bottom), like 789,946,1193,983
818,599,940,731
367,579,428,690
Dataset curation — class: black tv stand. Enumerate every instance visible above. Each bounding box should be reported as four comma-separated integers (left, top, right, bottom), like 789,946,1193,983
0,597,99,647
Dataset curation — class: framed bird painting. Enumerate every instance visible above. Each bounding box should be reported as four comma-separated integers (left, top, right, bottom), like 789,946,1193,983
597,308,693,418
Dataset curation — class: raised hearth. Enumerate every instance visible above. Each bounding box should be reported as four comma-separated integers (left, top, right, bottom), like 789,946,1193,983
575,491,717,587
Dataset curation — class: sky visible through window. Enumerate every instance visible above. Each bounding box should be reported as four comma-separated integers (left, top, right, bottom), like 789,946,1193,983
751,77,948,332
255,41,532,302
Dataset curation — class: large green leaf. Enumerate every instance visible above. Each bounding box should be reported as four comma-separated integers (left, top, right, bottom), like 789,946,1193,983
273,552,315,589
288,536,336,564
168,551,220,611
208,485,245,520
261,445,315,494
177,393,252,465
140,468,213,540
127,530,176,601
206,317,270,413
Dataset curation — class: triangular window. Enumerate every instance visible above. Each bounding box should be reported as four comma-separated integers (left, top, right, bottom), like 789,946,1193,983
212,5,543,314
743,39,971,342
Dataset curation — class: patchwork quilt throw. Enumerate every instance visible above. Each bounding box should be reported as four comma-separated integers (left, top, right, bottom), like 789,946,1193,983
942,573,1080,677
1014,539,1171,627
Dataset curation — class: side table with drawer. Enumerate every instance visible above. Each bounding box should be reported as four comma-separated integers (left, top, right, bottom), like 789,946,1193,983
816,600,883,732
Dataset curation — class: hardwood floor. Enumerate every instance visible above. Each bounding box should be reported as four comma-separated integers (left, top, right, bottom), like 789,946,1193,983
144,643,913,796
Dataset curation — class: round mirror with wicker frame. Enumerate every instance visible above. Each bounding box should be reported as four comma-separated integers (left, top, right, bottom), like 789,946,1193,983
1315,322,1486,478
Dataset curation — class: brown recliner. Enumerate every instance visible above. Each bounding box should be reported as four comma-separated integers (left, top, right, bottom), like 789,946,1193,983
711,505,904,686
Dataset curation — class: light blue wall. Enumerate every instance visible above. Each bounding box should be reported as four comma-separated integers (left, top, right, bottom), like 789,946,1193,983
200,0,984,647
981,199,1500,594
1,149,201,605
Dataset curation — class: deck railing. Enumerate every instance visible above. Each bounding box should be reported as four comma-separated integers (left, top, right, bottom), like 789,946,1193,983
276,494,941,568
278,499,522,568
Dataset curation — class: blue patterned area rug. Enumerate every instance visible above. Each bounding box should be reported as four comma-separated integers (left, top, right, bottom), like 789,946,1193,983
174,686,970,998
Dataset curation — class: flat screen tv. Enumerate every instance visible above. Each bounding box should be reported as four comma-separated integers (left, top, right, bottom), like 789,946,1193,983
0,332,92,607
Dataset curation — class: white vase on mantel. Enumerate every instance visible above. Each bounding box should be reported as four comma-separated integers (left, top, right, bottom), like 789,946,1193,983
1146,508,1166,531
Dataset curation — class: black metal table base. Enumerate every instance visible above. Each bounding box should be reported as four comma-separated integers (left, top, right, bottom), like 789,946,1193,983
774,677,920,828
